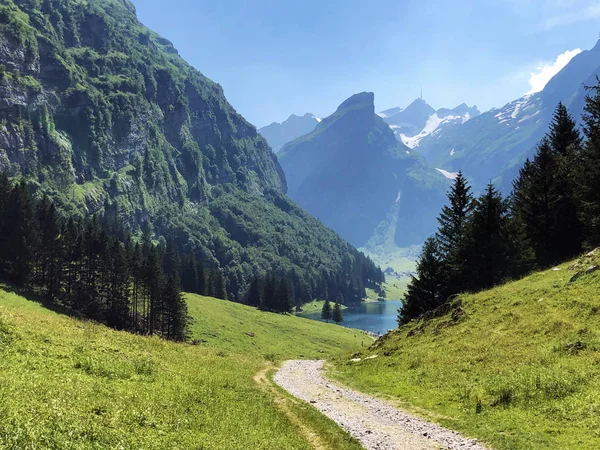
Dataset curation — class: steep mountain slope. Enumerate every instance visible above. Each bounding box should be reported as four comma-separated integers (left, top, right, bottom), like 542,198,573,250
278,92,448,249
259,113,320,153
417,40,600,192
332,251,600,449
0,0,377,301
381,101,480,149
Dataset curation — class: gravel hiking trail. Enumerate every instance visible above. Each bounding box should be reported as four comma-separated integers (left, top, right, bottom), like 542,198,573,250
274,360,489,450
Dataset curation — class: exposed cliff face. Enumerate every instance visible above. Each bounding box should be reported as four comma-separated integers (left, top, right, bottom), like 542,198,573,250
0,0,285,203
0,0,376,302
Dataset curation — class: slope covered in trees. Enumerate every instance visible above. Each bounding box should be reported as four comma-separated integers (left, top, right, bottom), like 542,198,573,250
0,0,381,303
401,80,600,323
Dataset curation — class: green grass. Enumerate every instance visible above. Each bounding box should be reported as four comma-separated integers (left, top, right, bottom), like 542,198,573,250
294,299,348,316
364,282,408,301
330,252,600,449
0,287,363,449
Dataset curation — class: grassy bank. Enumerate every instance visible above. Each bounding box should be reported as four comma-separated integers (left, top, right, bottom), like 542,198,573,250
0,287,363,449
331,251,600,449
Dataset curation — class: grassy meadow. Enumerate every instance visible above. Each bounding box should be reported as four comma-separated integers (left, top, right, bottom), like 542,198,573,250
0,287,364,449
331,251,600,449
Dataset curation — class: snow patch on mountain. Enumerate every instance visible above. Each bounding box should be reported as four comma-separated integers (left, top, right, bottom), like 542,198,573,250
494,94,539,123
436,168,460,180
399,114,465,149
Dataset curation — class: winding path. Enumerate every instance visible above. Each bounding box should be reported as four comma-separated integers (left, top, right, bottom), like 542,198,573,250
274,360,489,450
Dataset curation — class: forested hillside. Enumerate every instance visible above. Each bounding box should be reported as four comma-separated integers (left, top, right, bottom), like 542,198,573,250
0,0,381,303
401,80,600,323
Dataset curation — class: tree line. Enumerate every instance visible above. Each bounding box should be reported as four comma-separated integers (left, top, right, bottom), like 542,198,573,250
0,176,230,341
400,80,600,324
0,170,385,338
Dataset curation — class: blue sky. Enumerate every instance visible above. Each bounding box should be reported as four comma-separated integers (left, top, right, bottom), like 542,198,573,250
134,0,600,127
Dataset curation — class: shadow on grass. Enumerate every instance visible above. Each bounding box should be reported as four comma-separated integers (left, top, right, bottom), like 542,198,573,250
0,280,76,318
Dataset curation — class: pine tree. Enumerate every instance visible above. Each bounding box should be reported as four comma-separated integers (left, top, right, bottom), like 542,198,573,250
321,299,332,322
163,274,189,341
399,237,446,324
549,102,583,156
246,277,262,307
435,172,474,293
512,139,559,267
580,79,600,247
276,278,292,313
548,103,583,260
332,301,343,324
6,180,35,284
106,239,131,330
462,184,512,291
262,275,277,311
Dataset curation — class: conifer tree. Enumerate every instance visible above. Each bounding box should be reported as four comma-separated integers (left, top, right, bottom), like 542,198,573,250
276,278,292,313
321,299,332,322
580,79,600,247
435,172,474,293
512,139,560,266
399,237,446,324
463,184,512,291
332,301,343,324
107,239,131,330
548,103,583,259
163,274,189,341
262,274,277,311
247,277,262,307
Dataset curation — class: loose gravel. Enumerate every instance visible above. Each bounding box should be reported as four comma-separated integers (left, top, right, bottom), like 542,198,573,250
274,360,489,450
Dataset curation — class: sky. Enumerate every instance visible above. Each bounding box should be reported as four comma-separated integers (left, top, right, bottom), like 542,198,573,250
133,0,600,127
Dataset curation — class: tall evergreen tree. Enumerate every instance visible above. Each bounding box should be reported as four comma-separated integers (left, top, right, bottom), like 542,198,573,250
106,239,131,330
435,172,474,294
548,103,583,260
399,237,446,324
276,278,292,313
512,139,559,267
463,184,512,291
246,277,262,307
321,298,332,322
580,79,600,247
163,274,189,341
332,301,343,324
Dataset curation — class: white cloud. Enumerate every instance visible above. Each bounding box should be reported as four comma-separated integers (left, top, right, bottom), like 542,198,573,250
527,48,582,94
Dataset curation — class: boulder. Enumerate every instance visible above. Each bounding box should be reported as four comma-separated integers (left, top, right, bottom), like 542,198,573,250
586,265,599,275
569,271,583,283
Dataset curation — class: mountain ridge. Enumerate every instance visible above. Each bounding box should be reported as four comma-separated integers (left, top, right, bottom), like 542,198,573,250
278,92,448,249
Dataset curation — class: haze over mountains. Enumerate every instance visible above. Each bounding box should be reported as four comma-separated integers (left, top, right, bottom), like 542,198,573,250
277,92,448,250
263,38,600,266
258,113,320,153
414,40,600,192
0,0,380,303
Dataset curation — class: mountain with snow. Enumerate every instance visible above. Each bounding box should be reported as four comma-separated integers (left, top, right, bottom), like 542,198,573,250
277,92,448,248
415,39,600,192
380,101,480,149
258,113,320,153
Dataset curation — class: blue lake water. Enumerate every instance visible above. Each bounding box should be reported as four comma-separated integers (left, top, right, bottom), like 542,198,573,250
300,300,402,335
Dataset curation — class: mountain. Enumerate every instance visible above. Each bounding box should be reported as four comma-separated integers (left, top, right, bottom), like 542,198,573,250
380,101,480,148
416,40,600,192
278,92,448,249
382,98,436,137
258,113,320,152
0,0,380,302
